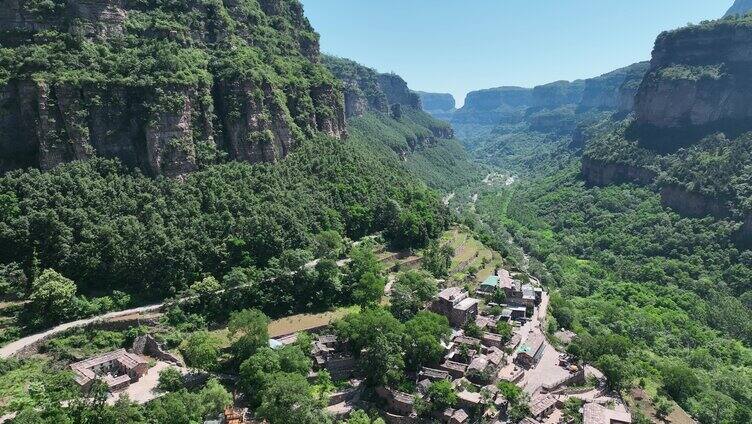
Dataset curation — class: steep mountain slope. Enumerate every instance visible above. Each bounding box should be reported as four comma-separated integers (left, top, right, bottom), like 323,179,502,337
324,56,482,192
725,0,752,17
416,91,456,121
0,0,346,177
583,15,752,239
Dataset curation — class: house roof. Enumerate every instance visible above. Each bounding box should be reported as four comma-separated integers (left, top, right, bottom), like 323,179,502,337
455,298,480,311
481,276,500,288
583,402,632,424
529,394,557,417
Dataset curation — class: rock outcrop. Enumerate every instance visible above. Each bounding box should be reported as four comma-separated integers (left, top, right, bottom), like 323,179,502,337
452,87,533,124
725,0,752,17
581,157,657,186
377,74,422,109
532,80,585,109
581,62,650,111
0,0,346,177
659,184,730,218
417,92,456,121
633,16,752,147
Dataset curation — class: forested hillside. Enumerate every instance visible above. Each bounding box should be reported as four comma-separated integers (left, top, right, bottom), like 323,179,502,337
0,0,485,341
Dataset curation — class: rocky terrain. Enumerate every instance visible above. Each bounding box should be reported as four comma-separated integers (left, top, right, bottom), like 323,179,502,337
633,16,752,150
725,0,752,17
416,91,456,121
0,0,347,177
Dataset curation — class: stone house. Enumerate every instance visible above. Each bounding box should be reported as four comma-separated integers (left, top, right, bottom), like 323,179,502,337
515,333,545,369
70,349,148,392
582,403,632,424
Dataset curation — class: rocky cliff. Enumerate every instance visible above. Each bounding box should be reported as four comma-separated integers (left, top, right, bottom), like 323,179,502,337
0,0,346,177
532,80,585,109
725,0,752,17
416,92,456,121
581,156,657,186
633,15,752,150
581,62,650,111
452,87,533,124
377,74,422,109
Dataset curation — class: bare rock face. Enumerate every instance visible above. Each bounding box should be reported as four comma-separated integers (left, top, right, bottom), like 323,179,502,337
377,74,422,109
634,20,752,132
0,0,346,177
452,87,533,125
581,157,657,186
659,184,730,218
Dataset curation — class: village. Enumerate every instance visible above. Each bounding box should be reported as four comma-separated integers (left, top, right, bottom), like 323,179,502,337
1,228,635,424
299,266,633,424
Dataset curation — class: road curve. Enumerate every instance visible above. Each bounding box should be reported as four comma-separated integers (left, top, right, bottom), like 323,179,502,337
0,303,164,359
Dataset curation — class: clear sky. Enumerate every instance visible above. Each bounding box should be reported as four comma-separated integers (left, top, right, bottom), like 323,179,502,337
301,0,730,106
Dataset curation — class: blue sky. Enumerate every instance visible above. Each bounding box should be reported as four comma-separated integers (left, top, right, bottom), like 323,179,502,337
301,0,729,106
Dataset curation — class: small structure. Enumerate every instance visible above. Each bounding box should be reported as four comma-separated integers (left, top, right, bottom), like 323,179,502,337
457,390,482,410
515,334,545,369
521,284,536,307
451,298,480,327
440,360,468,379
70,349,148,392
419,367,451,382
311,334,355,380
376,386,415,416
519,418,542,424
501,306,527,321
481,332,503,349
529,394,558,421
477,275,500,295
583,403,632,424
505,333,521,351
432,287,480,327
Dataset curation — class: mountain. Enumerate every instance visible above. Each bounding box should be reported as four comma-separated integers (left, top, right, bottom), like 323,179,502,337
438,63,648,175
583,15,752,240
416,91,456,121
725,0,752,17
0,0,347,177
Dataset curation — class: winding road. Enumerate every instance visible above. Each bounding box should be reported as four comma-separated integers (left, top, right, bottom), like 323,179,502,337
0,303,165,359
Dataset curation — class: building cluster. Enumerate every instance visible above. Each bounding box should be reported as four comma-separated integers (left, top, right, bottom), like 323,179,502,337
373,267,632,424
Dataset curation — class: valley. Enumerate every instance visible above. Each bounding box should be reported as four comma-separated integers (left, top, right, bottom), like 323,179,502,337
0,1,750,424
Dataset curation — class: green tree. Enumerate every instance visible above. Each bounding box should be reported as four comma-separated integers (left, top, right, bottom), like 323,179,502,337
425,380,457,412
257,373,331,424
24,269,78,328
660,361,700,404
313,231,343,259
335,307,404,355
495,320,513,342
598,354,629,391
389,270,437,321
360,333,404,387
654,396,674,420
346,410,385,424
352,271,386,309
228,309,269,362
157,368,184,392
404,311,450,370
179,331,222,371
421,240,454,277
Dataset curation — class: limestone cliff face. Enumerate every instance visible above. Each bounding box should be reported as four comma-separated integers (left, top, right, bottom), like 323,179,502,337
417,92,456,121
659,184,730,218
322,55,388,118
452,87,533,124
634,19,752,132
377,74,422,109
581,157,657,186
532,80,585,109
580,62,650,111
0,0,346,177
